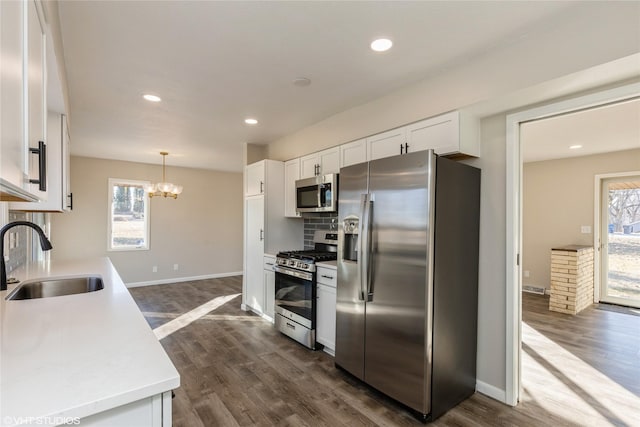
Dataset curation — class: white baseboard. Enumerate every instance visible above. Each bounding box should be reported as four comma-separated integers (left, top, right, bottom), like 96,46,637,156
126,271,242,288
476,380,507,404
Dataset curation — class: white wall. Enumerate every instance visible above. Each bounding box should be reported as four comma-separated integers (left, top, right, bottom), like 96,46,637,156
50,156,243,284
262,2,640,399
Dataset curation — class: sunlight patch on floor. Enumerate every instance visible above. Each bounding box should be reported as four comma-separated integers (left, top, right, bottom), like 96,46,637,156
152,293,241,340
522,322,640,426
144,311,263,322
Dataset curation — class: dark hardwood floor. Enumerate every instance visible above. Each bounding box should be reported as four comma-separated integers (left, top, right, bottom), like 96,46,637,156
130,279,640,426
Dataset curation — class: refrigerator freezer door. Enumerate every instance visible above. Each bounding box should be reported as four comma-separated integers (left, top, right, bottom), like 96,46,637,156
336,162,368,380
364,151,435,414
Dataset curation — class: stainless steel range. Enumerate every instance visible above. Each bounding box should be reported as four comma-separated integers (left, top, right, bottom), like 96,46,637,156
274,230,337,350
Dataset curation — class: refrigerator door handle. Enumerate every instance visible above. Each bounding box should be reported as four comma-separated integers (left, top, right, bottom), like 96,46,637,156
364,197,374,302
360,194,374,302
358,194,368,301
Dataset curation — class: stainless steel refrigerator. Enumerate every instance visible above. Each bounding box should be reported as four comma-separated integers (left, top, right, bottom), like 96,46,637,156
336,149,480,421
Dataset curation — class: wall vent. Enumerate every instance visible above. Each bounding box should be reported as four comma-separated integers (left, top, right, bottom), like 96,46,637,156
522,285,546,295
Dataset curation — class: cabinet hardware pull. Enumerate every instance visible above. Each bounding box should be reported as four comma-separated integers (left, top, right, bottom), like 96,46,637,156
404,142,409,153
29,141,47,191
321,275,334,279
260,180,264,193
400,143,403,155
265,262,274,266
259,229,264,241
67,193,73,210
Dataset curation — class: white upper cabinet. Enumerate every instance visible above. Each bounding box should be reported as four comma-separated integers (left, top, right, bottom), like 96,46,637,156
0,0,47,202
319,147,340,174
406,112,458,155
367,111,479,161
300,147,340,178
11,113,72,212
405,111,479,157
26,0,47,197
367,127,407,161
340,138,367,168
284,158,301,218
245,161,265,196
0,0,27,197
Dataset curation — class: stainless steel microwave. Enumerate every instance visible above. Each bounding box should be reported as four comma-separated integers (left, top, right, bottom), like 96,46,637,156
295,174,338,213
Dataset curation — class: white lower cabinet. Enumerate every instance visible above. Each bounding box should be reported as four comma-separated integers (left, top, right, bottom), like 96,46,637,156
79,391,172,426
316,265,337,354
245,195,265,313
263,255,276,320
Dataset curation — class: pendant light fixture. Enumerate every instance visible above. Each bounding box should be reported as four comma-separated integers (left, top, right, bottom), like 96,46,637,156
143,152,183,199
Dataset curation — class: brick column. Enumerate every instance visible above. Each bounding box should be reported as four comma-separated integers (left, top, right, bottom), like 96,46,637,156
549,245,594,314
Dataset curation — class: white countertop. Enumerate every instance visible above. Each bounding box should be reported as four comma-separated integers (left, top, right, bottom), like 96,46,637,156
317,260,337,269
0,258,180,426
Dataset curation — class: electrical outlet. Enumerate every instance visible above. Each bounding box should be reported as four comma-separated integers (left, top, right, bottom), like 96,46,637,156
524,270,530,278
173,264,179,271
581,225,592,234
152,266,158,273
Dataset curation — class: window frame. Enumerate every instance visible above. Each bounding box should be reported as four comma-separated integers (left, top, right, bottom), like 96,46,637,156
107,178,151,252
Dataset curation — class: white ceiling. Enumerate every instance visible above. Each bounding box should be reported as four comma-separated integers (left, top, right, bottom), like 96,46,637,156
58,1,590,171
521,98,640,163
59,2,639,170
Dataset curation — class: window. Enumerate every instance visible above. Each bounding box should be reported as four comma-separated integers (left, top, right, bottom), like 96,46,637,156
108,178,150,251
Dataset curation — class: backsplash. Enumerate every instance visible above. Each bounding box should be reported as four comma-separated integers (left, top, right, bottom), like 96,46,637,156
5,211,28,276
303,212,338,249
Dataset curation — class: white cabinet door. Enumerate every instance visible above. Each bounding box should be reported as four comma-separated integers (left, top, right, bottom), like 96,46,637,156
62,114,72,210
79,391,170,426
244,196,265,313
300,153,319,179
318,147,340,174
316,283,336,352
406,111,459,155
263,268,275,319
245,161,265,196
300,147,339,178
367,127,406,161
284,158,301,217
11,113,72,211
0,0,26,193
26,0,47,198
340,138,367,168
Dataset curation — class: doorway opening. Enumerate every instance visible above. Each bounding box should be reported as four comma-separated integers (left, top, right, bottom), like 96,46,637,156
596,174,640,309
505,82,640,407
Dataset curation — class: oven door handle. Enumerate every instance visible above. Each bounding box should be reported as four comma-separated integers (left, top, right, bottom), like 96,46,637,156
273,265,313,281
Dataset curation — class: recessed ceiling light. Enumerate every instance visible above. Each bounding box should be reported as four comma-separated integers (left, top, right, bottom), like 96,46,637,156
143,94,161,102
569,144,583,149
293,77,311,87
245,118,258,125
370,38,393,52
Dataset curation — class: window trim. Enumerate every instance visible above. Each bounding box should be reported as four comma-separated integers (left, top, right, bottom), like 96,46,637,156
107,178,151,252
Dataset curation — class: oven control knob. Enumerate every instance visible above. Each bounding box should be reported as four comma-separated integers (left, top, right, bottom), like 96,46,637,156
301,263,308,270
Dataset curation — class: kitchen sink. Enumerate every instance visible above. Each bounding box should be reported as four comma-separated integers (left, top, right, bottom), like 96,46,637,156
5,276,104,300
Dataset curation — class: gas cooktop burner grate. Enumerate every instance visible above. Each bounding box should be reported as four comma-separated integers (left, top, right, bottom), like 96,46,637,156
277,250,337,262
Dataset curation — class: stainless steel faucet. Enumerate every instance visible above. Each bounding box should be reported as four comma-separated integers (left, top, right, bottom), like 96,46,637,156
0,221,53,291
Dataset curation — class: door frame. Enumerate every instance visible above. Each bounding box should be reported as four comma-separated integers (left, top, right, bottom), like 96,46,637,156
505,82,640,406
594,172,640,307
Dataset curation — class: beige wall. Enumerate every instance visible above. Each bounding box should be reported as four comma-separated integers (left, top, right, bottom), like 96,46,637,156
259,3,640,398
523,149,640,291
50,156,243,284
